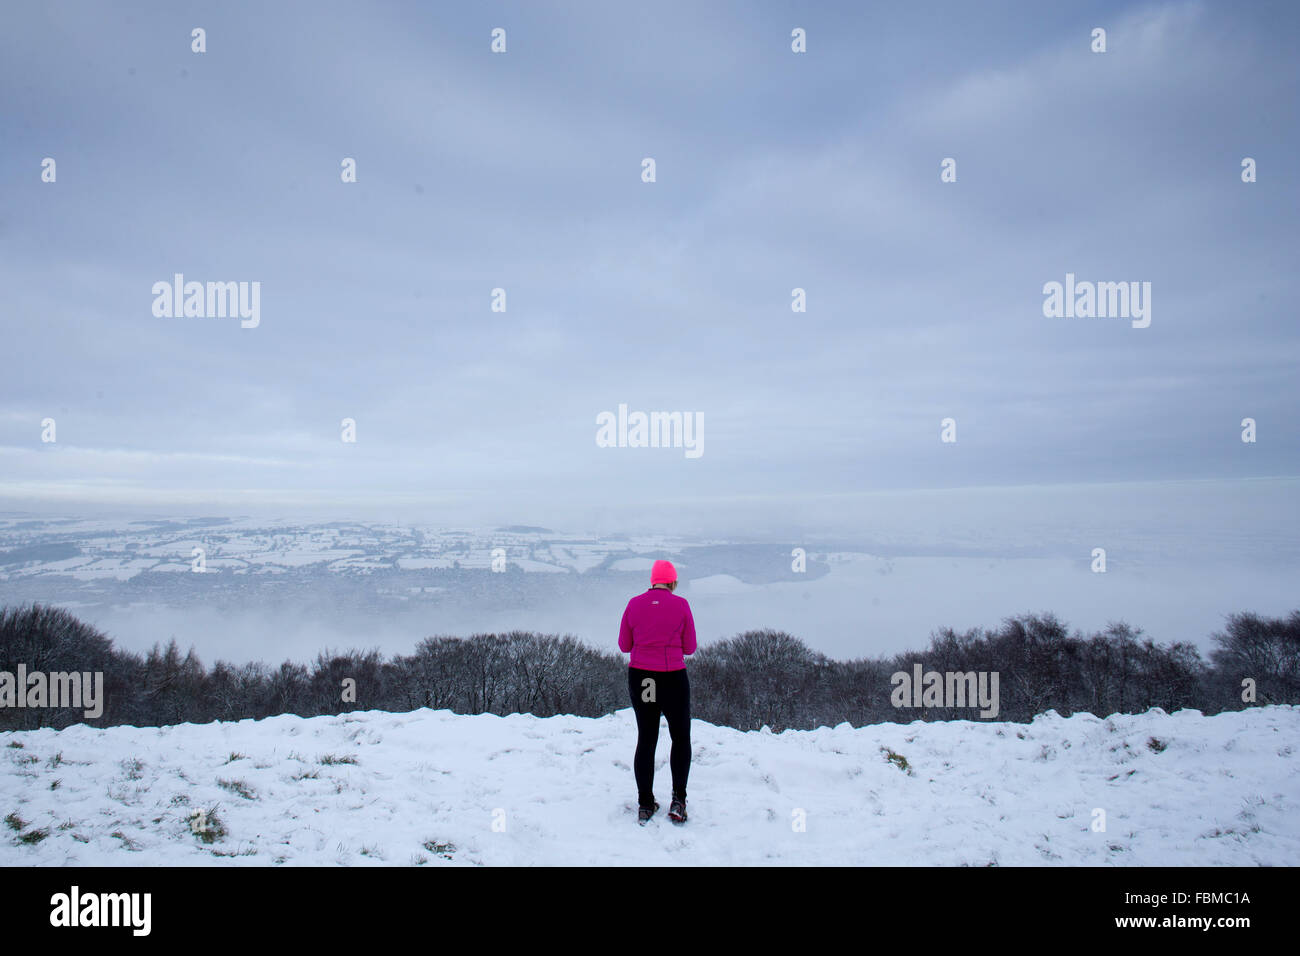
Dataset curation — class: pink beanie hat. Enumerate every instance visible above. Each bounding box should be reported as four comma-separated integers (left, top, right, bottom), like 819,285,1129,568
650,559,677,585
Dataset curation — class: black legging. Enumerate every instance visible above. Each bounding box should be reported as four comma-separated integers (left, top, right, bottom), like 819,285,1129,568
628,666,691,806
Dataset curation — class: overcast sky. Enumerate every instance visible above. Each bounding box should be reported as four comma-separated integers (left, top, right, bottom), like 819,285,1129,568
2,0,1297,531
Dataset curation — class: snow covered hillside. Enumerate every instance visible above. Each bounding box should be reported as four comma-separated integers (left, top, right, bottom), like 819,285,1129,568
2,706,1296,866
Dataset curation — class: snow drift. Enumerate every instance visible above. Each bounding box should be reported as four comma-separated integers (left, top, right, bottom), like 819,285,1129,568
2,705,1296,866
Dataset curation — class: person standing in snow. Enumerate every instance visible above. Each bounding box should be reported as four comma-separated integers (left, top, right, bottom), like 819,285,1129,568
618,559,697,824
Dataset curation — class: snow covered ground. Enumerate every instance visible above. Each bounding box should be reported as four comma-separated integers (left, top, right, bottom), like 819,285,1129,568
1,705,1296,866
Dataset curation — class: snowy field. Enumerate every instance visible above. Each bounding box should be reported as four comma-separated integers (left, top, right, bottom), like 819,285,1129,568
1,705,1296,866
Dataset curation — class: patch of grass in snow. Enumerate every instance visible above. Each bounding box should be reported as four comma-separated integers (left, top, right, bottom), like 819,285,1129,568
217,778,256,800
14,752,37,765
1236,796,1265,834
48,751,64,768
211,844,257,857
189,806,228,844
422,839,456,859
107,782,148,805
5,812,52,848
1147,737,1167,753
881,747,912,774
318,753,358,765
290,768,320,781
6,740,22,748
111,830,141,851
1203,822,1258,840
121,757,144,780
50,779,60,790
1035,837,1062,861
225,752,247,764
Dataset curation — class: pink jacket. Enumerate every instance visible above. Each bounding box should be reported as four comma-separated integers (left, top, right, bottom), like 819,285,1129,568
618,587,697,671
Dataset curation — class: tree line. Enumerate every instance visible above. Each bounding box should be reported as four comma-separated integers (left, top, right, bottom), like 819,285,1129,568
1,603,1296,732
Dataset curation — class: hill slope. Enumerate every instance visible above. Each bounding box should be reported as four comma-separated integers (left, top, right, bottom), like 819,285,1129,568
2,705,1296,865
